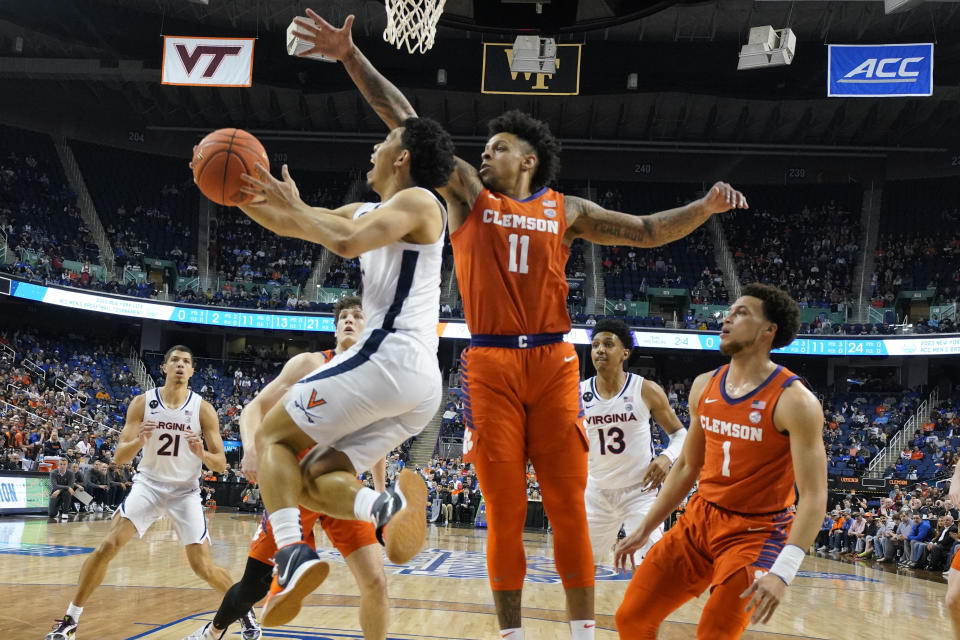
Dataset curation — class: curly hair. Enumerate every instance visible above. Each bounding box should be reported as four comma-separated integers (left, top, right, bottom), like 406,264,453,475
742,283,801,350
488,110,561,191
400,116,456,189
591,318,634,351
333,294,362,323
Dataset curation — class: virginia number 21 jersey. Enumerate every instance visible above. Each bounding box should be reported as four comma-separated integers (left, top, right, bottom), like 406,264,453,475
138,387,204,487
581,374,654,490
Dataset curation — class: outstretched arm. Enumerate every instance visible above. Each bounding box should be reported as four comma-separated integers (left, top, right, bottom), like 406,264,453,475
564,182,748,248
292,10,416,129
240,164,439,258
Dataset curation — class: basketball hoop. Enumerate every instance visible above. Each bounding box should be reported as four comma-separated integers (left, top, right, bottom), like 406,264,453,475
382,0,446,54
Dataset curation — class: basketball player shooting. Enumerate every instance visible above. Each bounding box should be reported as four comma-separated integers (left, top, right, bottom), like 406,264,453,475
613,284,827,639
289,10,747,639
46,346,235,640
230,118,455,627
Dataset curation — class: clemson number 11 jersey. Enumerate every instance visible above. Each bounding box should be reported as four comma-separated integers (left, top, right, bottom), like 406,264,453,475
450,186,571,336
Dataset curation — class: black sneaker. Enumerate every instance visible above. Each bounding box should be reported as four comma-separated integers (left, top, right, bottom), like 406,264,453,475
44,615,77,640
371,469,427,564
240,608,261,640
261,543,329,628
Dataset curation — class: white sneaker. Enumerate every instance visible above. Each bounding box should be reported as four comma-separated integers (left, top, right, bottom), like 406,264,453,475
59,513,70,520
94,504,103,513
182,622,220,640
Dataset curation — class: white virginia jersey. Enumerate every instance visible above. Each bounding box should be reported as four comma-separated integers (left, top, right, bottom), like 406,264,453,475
138,387,204,487
354,189,445,352
582,374,654,490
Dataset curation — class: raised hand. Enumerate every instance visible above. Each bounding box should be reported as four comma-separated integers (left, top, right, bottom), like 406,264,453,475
240,164,304,211
292,10,356,62
699,181,748,215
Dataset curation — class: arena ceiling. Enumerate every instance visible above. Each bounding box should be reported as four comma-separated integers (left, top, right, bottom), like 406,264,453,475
1,0,959,149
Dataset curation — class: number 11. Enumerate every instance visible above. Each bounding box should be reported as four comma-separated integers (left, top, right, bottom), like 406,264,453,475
507,234,530,274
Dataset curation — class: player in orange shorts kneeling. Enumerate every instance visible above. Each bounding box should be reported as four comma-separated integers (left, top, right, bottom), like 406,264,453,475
613,284,827,639
184,297,389,640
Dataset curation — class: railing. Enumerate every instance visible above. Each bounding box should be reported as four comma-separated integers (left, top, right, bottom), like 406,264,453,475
0,341,14,362
587,241,604,315
867,388,939,476
52,138,116,276
710,216,740,301
0,226,9,265
123,266,148,284
127,347,156,391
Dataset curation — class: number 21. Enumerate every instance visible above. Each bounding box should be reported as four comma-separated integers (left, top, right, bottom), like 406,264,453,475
507,234,530,274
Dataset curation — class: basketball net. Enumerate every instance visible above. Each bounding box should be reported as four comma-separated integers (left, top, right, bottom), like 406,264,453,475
383,0,446,54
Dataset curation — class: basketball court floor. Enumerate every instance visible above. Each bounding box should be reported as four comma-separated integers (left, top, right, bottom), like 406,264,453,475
6,511,946,639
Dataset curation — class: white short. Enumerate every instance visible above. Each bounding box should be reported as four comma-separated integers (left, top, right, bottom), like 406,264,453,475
284,329,442,473
585,479,663,564
118,477,209,546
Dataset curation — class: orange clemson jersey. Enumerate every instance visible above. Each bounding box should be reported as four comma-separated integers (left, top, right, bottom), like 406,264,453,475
697,364,802,515
450,187,571,336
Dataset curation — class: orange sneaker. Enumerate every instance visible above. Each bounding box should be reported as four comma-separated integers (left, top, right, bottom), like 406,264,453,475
372,469,427,564
261,543,329,627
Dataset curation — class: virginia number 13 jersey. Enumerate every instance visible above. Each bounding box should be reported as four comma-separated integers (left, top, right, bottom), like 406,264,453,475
138,387,204,487
581,374,654,490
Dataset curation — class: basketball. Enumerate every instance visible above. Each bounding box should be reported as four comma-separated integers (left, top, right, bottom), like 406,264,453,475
191,128,269,206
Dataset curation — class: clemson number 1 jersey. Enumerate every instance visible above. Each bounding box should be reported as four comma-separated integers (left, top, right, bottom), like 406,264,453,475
696,364,801,514
581,374,654,490
450,187,571,336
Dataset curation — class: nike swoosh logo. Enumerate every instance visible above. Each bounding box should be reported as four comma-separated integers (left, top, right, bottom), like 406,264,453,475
583,623,595,628
278,559,294,586
704,398,719,403
747,526,766,532
564,355,577,362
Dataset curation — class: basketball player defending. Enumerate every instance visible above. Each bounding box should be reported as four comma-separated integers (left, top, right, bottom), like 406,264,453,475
288,10,747,638
582,319,687,565
945,462,960,637
46,346,235,640
184,296,390,640
232,117,454,627
613,284,827,639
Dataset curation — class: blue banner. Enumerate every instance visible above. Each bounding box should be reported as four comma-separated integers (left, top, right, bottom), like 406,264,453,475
828,43,933,97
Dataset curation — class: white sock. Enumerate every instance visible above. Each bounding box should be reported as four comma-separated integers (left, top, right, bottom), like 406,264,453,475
203,622,218,640
268,507,302,549
66,602,83,622
354,487,380,523
570,620,595,640
500,628,522,639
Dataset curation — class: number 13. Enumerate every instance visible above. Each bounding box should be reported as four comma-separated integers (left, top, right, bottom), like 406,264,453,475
507,234,530,274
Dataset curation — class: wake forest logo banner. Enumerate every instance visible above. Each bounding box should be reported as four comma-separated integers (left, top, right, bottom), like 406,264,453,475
481,43,581,95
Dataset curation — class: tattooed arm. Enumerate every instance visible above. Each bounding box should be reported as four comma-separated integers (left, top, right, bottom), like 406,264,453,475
564,181,748,248
292,10,415,129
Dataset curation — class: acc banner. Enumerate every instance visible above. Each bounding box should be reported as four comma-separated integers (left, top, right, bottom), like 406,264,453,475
828,43,933,97
161,36,255,87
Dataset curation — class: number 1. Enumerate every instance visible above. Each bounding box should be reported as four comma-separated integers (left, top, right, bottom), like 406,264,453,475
721,440,732,477
507,234,530,274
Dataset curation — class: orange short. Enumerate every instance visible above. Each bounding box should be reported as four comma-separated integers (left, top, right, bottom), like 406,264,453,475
952,545,960,571
460,341,587,465
616,493,794,637
248,507,378,565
